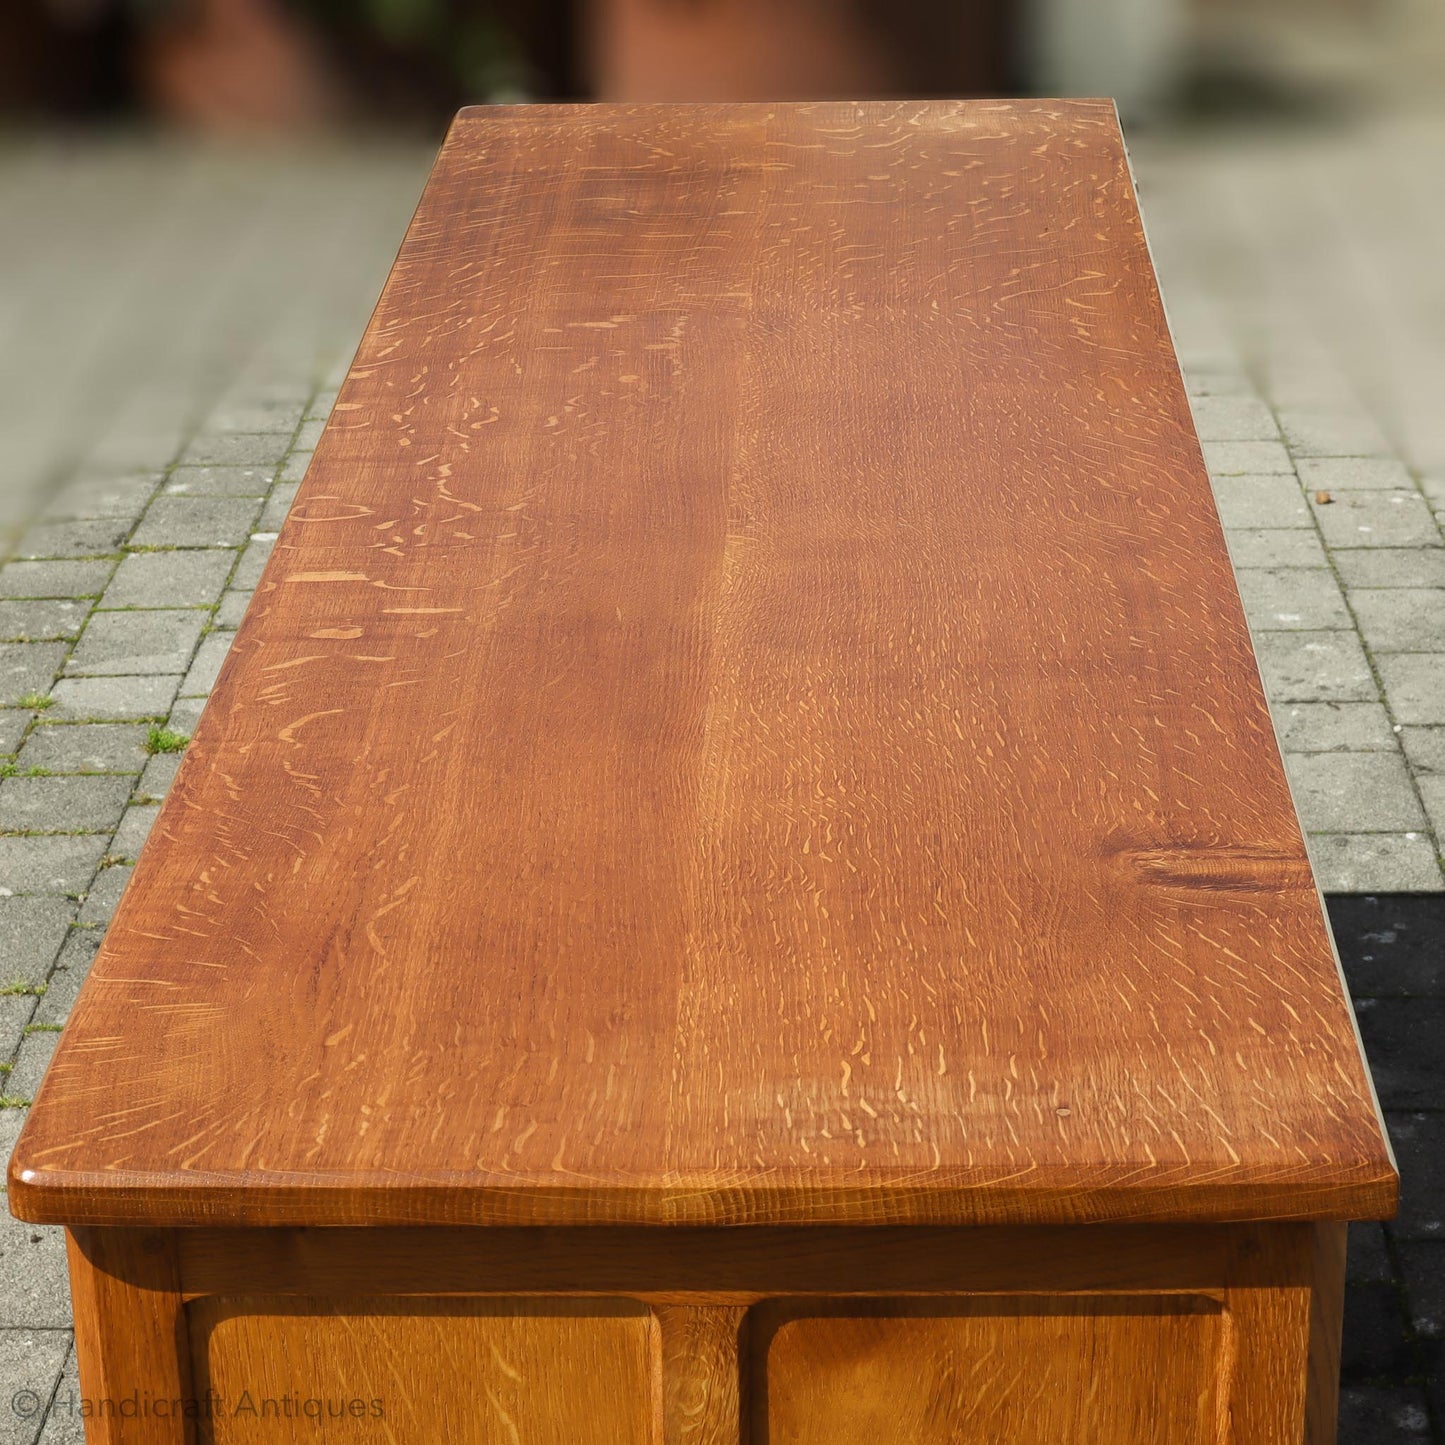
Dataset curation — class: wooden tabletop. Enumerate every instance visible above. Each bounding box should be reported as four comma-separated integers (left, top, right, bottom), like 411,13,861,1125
10,101,1395,1229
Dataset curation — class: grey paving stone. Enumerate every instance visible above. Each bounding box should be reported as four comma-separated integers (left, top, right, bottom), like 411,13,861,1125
0,994,35,1060
5,1030,55,1104
307,388,339,418
204,397,305,434
1336,1386,1432,1443
136,753,183,801
1312,490,1441,549
258,482,300,532
1202,440,1294,475
0,898,74,986
41,468,159,521
221,374,312,404
1182,368,1253,396
1348,588,1445,653
32,929,101,1027
1355,998,1445,1111
1210,474,1310,529
1339,1266,1414,1383
0,1328,71,1443
1254,630,1376,702
37,1347,82,1445
1401,727,1445,775
214,589,254,629
0,716,26,757
11,520,129,561
1418,775,1445,839
166,697,207,736
1296,457,1416,492
1387,1111,1445,1239
1187,394,1278,440
130,505,262,554
102,550,235,610
1277,407,1391,458
1333,548,1445,589
85,422,186,473
129,496,261,550
1243,362,1343,413
1308,834,1444,893
0,776,132,834
180,633,233,696
64,611,205,679
1175,340,1243,381
1225,531,1323,575
0,603,88,644
1345,1222,1391,1288
0,1214,68,1328
33,673,177,724
0,838,106,896
1234,568,1349,630
295,416,326,450
1286,753,1424,831
179,431,290,467
77,865,131,926
1330,895,1445,997
0,1106,25,1164
1396,1242,1445,1338
1379,654,1445,725
1274,702,1396,752
109,805,159,860
231,537,275,590
163,464,275,498
16,724,148,775
279,450,314,484
0,647,65,708
0,562,111,601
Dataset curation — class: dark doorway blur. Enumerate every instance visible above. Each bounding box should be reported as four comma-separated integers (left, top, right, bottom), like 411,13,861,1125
0,0,1017,132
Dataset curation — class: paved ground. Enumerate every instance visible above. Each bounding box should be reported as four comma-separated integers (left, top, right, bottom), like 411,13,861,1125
1333,895,1445,1440
1138,110,1445,893
0,106,1442,1442
0,140,429,1445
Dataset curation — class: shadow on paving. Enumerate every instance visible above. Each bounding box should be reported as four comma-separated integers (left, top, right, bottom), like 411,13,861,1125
1329,894,1445,1443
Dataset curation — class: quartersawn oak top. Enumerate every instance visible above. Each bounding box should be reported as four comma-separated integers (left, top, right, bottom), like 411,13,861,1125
11,100,1395,1228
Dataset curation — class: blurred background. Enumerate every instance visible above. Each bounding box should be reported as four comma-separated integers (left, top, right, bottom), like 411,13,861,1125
1,0,1442,529
2,8,1444,1443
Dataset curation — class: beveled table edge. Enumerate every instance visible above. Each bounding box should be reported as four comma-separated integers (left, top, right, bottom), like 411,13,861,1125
7,1158,1398,1228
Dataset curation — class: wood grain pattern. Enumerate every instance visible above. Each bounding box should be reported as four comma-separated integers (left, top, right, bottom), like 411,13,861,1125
187,1297,657,1444
758,1296,1225,1443
66,1229,192,1444
92,1222,1334,1444
656,1305,746,1444
171,1223,1312,1301
9,100,1393,1228
1306,1223,1348,1445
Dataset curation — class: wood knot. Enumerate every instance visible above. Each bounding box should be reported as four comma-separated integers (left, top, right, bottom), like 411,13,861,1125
1115,843,1314,896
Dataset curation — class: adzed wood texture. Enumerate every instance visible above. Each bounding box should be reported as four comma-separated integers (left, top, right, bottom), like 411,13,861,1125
10,100,1394,1229
67,1223,1344,1443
